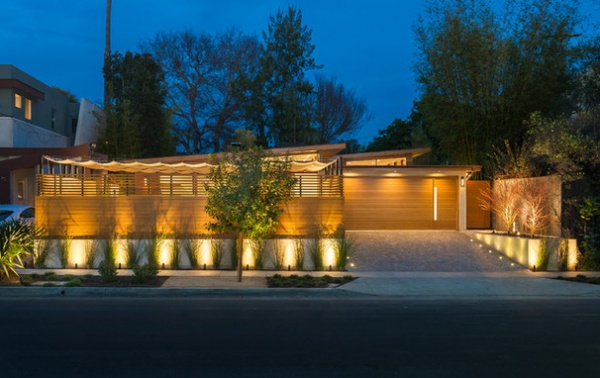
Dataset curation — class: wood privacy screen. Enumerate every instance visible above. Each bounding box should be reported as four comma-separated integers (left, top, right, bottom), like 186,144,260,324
38,173,343,198
36,173,344,237
36,196,344,238
343,177,458,230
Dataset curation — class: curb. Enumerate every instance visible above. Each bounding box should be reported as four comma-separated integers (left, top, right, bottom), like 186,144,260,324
0,286,370,299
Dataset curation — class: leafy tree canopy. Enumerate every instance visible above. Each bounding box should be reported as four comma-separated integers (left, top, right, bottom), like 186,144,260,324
414,0,582,166
100,51,175,159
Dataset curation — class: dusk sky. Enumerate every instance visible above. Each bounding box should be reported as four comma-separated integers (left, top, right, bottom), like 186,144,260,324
2,0,599,145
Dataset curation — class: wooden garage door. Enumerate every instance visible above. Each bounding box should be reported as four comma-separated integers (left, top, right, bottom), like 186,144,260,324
344,177,457,230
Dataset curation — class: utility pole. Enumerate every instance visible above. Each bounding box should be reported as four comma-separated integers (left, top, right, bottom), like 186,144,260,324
103,0,112,112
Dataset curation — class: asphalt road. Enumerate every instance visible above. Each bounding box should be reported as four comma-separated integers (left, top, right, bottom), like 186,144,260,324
2,298,599,377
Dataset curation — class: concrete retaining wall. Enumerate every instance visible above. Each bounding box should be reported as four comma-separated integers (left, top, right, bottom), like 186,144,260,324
472,233,578,271
36,238,339,271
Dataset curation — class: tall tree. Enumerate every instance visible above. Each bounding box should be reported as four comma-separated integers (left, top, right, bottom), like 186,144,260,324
204,130,297,282
313,75,369,144
146,30,260,153
242,6,321,147
100,51,174,159
414,0,580,166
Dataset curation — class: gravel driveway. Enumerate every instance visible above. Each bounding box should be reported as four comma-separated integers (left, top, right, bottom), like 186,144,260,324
347,231,525,272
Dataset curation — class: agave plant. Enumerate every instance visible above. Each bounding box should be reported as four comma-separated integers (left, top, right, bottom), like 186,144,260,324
0,219,36,278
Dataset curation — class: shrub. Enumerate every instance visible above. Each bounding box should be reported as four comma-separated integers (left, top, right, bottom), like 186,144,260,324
20,275,32,286
210,239,224,269
133,263,158,284
33,238,52,268
98,259,117,283
0,219,36,278
170,236,181,269
125,239,142,269
58,236,72,268
333,225,355,270
181,238,199,269
536,238,550,271
293,238,304,270
103,237,117,266
271,240,285,270
227,238,237,269
65,277,83,287
145,234,164,268
307,225,325,270
85,239,102,269
251,239,266,270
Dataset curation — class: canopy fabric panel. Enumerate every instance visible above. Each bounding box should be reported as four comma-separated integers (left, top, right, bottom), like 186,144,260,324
42,156,333,174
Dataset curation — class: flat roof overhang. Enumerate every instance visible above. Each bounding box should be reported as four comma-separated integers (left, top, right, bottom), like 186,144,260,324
124,143,347,165
343,165,482,178
0,79,45,100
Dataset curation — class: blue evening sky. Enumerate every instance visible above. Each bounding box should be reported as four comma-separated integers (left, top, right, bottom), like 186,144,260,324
2,0,599,145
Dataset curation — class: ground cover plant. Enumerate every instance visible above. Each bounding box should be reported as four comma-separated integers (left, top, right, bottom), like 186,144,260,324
266,274,354,288
555,274,600,285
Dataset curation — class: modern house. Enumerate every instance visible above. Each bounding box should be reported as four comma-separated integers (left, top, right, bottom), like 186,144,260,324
0,64,104,204
35,143,484,237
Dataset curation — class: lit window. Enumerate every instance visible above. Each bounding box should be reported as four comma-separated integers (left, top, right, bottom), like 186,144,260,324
25,98,32,120
15,94,22,108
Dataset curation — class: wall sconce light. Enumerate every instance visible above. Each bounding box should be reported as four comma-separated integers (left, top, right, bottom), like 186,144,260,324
460,176,465,187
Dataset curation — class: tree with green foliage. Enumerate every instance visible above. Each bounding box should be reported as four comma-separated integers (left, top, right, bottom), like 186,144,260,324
365,107,445,164
366,118,415,152
414,0,581,166
204,130,297,281
241,6,321,147
100,51,175,159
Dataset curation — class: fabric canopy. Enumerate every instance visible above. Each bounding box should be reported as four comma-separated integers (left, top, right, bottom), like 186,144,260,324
42,156,334,174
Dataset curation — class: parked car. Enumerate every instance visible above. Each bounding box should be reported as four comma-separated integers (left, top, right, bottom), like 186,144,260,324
0,205,35,224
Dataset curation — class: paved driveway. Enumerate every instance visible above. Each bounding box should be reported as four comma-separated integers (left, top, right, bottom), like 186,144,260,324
347,231,526,272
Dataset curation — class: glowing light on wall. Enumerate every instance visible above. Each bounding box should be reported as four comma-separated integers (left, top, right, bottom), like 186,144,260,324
70,239,87,268
159,239,173,267
199,239,211,266
282,239,296,268
243,240,253,268
323,239,336,268
433,186,438,221
115,239,127,268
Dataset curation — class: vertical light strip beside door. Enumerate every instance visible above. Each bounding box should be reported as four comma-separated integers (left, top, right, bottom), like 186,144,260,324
433,184,438,221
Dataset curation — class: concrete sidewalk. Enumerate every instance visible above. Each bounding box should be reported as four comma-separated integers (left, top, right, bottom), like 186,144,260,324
3,268,600,299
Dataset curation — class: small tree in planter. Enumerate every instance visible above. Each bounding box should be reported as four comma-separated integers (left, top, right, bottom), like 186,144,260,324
480,178,522,234
204,131,297,281
520,177,552,238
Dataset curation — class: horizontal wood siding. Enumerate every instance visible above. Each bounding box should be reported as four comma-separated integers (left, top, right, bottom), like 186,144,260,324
467,180,491,229
36,196,211,237
344,177,457,230
36,196,343,237
277,197,344,235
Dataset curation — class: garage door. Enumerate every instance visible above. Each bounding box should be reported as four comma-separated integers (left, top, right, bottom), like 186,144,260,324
343,177,457,230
